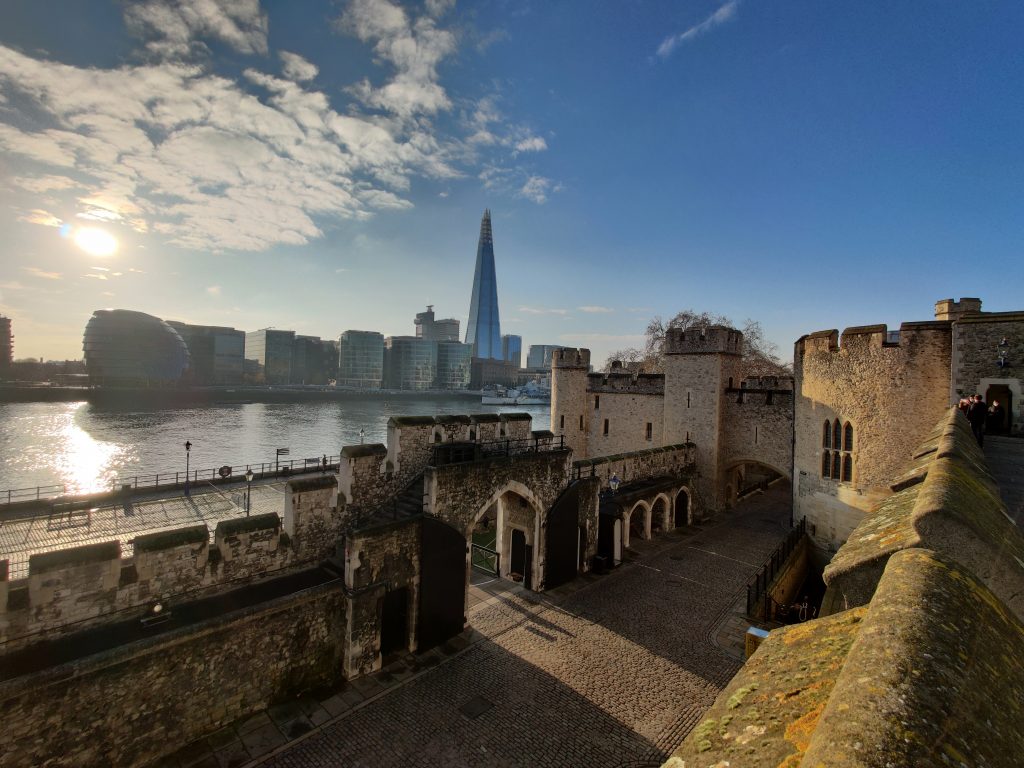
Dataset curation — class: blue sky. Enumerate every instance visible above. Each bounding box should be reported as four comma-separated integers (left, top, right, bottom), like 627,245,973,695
1,0,1021,365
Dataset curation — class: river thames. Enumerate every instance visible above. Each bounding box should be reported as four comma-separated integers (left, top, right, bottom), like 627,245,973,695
0,399,550,496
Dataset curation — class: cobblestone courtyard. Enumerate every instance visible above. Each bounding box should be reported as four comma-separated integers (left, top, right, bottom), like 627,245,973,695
250,485,792,768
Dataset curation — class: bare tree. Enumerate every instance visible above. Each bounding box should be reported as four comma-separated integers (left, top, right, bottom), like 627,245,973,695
604,309,790,377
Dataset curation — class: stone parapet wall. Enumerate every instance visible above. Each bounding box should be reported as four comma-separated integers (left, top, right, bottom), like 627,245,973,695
574,443,695,488
0,580,346,768
586,371,665,395
952,311,1024,434
1,478,338,650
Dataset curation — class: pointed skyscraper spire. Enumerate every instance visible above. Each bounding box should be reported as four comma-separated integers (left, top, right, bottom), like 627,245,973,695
465,209,502,359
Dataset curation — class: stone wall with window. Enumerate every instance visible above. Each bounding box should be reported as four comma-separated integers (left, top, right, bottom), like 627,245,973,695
794,321,952,557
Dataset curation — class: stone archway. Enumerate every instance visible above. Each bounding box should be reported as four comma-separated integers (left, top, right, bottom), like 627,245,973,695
651,494,670,533
674,488,691,527
625,500,651,548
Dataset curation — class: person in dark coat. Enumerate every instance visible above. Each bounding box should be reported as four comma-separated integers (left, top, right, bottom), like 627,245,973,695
988,400,1006,436
967,394,988,446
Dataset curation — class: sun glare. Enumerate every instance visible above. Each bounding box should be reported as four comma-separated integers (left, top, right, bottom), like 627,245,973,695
73,226,118,257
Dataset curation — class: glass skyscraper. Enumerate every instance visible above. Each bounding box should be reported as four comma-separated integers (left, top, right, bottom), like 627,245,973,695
502,334,522,368
384,336,437,391
338,330,384,388
465,209,502,359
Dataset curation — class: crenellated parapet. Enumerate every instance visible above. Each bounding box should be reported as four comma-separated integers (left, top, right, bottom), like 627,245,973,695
664,325,742,356
551,347,591,369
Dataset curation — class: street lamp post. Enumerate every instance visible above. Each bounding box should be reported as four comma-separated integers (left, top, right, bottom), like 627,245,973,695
245,468,254,517
184,440,192,496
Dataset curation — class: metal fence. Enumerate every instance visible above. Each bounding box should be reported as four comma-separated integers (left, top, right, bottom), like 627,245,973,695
745,517,807,616
3,484,66,504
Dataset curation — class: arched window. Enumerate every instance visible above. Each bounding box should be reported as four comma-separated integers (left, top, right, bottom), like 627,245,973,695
822,421,831,449
844,423,854,451
822,419,855,482
833,419,842,450
832,451,841,479
842,454,853,482
821,451,831,478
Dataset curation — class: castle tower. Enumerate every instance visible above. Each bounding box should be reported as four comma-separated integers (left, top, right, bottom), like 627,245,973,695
465,210,502,359
662,325,744,512
551,347,591,458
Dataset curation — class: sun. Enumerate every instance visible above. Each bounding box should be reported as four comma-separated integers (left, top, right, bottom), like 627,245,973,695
73,226,118,257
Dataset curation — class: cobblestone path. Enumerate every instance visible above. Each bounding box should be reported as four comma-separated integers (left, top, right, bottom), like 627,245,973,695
259,486,791,768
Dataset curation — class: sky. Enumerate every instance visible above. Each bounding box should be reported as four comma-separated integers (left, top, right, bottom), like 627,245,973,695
1,0,1022,366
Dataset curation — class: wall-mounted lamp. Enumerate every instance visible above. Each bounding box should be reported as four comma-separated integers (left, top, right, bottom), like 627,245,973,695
997,337,1010,369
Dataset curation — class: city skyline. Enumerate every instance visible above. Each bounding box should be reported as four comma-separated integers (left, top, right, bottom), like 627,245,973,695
1,1,1023,365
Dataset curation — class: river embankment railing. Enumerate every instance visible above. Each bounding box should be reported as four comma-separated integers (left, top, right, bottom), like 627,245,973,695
0,454,342,512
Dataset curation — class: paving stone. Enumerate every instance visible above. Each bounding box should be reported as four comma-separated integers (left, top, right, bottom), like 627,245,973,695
213,740,251,768
261,485,792,768
205,727,240,752
234,711,273,736
239,721,286,758
318,694,349,717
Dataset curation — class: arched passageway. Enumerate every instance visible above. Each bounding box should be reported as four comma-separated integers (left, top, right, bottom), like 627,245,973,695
674,489,690,527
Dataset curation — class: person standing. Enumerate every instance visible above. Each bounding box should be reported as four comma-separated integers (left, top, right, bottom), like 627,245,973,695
967,394,988,446
988,400,1006,436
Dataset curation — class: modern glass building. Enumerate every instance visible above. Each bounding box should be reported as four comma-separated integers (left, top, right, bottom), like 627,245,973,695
166,322,244,385
292,335,330,385
502,334,522,368
527,344,566,370
436,341,473,390
465,209,502,359
245,329,295,385
82,309,190,387
384,336,437,390
337,330,384,388
415,305,459,342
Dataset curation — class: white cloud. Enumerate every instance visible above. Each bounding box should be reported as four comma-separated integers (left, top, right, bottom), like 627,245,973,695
206,285,222,296
338,0,457,118
657,1,739,59
124,0,269,58
514,136,547,153
520,175,552,204
279,51,318,82
22,267,63,280
17,209,62,227
577,306,614,314
0,41,461,252
519,305,569,316
425,0,456,17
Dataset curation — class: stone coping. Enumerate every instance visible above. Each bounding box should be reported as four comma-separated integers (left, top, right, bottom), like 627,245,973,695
665,547,1024,768
286,475,337,493
133,524,209,553
341,444,387,458
822,408,1024,620
29,540,121,574
216,513,281,538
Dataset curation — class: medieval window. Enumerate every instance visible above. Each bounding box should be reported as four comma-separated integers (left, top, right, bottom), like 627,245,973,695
469,429,476,441
560,415,565,430
579,414,584,431
646,422,652,441
687,391,691,408
728,377,734,389
603,419,609,436
595,395,600,409
822,420,854,481
766,391,774,405
434,432,442,443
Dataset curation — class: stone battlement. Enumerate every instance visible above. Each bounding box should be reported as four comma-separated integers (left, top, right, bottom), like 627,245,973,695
796,320,950,355
551,347,591,369
663,325,742,356
586,370,665,395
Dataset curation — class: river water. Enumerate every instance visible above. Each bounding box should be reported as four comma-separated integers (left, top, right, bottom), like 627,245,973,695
0,399,551,496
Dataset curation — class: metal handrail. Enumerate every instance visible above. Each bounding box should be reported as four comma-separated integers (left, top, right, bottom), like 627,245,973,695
3,484,66,504
746,517,807,615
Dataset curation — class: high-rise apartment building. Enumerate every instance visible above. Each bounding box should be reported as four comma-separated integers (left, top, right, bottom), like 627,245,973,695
166,321,244,385
338,331,385,389
415,306,459,342
465,209,502,359
502,334,522,368
245,329,295,385
384,336,437,391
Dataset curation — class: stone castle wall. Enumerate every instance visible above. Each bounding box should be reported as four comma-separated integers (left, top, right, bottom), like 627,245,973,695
952,312,1024,434
0,581,346,768
794,321,951,555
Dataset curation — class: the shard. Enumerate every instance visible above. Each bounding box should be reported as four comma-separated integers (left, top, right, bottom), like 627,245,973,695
465,209,502,359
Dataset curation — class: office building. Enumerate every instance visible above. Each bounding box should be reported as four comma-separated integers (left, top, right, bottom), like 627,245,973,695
384,336,437,391
338,330,385,389
0,316,11,376
465,209,502,359
436,341,473,390
82,309,190,386
527,344,566,370
166,322,244,385
415,306,460,342
245,329,295,385
502,334,522,368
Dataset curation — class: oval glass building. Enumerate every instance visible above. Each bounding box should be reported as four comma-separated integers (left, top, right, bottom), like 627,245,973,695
83,309,190,386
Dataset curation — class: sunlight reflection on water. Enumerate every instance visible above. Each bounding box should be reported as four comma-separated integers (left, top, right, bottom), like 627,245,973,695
0,399,551,494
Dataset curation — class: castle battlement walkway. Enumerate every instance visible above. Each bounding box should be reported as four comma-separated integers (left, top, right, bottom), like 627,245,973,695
985,435,1024,526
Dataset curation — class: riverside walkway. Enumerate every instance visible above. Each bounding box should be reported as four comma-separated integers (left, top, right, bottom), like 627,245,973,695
0,476,293,579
